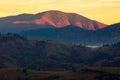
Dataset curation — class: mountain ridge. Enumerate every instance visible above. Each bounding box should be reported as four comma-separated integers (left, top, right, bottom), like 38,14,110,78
13,10,107,30
0,10,107,32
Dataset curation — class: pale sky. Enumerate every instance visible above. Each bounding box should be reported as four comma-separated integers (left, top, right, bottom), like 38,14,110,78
0,0,120,24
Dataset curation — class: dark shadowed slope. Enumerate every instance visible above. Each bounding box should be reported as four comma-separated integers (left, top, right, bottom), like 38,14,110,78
20,23,120,45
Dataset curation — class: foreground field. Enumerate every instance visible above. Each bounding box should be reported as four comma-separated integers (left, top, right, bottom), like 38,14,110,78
0,67,120,80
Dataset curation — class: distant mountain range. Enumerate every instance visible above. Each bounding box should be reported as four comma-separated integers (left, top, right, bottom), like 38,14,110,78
0,10,106,32
0,10,120,45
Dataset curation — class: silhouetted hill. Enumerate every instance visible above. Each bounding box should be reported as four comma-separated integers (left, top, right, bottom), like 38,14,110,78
94,23,120,43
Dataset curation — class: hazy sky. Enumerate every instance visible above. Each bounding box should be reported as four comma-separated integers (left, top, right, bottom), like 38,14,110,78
0,0,120,24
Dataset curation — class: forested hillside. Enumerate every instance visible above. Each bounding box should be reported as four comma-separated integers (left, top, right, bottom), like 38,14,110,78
0,33,120,70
